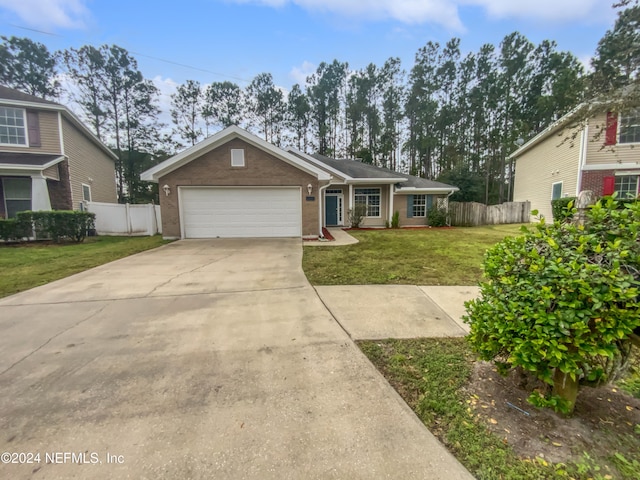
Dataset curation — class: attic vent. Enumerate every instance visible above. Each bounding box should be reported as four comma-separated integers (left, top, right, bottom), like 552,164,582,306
231,149,245,167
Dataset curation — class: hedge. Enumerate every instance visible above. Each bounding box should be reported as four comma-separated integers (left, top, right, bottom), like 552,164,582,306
11,211,96,243
550,196,577,222
0,217,32,242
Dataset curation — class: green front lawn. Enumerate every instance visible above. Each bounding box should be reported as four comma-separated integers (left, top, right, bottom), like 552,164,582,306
303,224,523,285
0,235,170,298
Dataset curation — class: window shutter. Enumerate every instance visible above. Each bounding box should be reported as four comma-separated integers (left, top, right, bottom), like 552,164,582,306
605,112,618,146
603,176,615,196
427,195,433,211
27,111,41,147
406,195,414,218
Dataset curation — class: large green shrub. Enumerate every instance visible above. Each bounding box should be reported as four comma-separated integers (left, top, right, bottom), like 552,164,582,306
427,205,448,227
348,204,367,228
464,198,640,415
0,217,32,242
551,196,576,221
16,211,96,243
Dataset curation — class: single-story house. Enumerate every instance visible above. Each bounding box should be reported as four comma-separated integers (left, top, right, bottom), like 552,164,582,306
140,126,458,239
0,86,117,218
511,105,640,220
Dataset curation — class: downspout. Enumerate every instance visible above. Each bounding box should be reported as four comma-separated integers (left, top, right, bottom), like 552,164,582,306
576,124,589,195
318,179,332,239
446,190,455,227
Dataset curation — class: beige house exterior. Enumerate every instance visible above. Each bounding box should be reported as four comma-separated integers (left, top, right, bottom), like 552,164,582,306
512,108,640,220
141,126,458,240
0,86,117,218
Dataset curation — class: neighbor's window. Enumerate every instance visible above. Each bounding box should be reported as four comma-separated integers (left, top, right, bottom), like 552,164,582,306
614,175,639,199
354,188,381,217
0,106,27,145
82,184,92,202
619,109,640,144
231,149,245,167
3,177,32,218
551,182,563,200
412,194,427,217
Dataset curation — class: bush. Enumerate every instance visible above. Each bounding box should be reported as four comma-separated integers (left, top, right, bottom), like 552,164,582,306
551,196,577,221
16,211,96,243
348,204,367,228
427,205,448,227
0,217,32,242
391,211,400,228
464,197,640,415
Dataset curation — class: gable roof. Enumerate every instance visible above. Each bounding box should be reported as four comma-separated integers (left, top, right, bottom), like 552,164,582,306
140,126,331,182
0,86,117,161
291,149,458,192
289,149,406,183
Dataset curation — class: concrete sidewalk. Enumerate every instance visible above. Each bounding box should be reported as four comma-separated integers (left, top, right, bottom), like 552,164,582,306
315,285,479,340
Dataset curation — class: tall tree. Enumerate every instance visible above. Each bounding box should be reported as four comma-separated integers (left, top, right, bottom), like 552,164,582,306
170,80,204,147
379,57,404,171
247,72,286,145
202,81,244,132
287,84,311,151
0,36,59,98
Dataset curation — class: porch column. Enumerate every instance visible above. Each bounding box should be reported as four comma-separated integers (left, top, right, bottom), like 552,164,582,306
348,184,354,227
31,175,52,211
388,184,394,225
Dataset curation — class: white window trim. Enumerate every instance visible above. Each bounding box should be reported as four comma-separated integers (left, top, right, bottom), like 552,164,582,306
3,177,32,218
354,187,382,218
618,110,640,146
0,106,29,147
613,174,639,198
231,149,245,167
551,181,563,200
82,183,92,202
412,194,427,218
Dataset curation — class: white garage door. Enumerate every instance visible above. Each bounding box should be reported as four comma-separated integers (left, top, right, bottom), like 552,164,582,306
180,187,302,238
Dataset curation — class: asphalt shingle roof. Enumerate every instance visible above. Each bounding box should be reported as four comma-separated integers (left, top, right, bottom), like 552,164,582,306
311,153,407,180
0,152,64,167
0,86,60,106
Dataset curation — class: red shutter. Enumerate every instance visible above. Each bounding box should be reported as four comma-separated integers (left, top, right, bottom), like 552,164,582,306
605,112,618,146
603,176,615,196
27,111,41,147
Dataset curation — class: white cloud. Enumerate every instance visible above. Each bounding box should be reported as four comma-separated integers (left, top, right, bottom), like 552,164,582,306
228,0,613,30
289,60,316,85
0,0,90,29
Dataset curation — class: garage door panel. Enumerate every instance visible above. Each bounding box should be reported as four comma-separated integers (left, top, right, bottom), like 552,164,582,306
181,187,302,238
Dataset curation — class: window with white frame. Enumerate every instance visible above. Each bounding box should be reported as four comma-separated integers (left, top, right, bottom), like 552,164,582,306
551,182,563,200
619,109,640,144
354,188,381,217
3,177,32,218
614,175,639,199
231,149,245,167
0,107,27,145
82,184,92,202
412,194,427,217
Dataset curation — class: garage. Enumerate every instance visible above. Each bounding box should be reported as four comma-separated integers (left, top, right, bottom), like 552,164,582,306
180,187,302,238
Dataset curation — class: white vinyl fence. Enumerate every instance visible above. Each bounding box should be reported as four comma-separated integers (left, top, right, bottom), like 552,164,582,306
86,202,162,236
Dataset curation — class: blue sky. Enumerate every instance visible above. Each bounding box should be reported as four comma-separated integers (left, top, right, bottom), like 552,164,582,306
0,0,618,107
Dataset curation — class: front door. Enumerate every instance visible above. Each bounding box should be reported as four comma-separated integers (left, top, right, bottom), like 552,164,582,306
325,195,338,226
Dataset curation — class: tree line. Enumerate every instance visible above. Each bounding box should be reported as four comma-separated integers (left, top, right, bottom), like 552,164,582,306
0,1,637,204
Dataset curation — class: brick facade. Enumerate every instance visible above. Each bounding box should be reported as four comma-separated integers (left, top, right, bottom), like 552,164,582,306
581,168,640,197
159,138,320,238
47,160,73,210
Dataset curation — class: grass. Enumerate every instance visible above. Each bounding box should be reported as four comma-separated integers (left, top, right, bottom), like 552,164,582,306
359,338,640,480
303,224,523,285
0,235,170,298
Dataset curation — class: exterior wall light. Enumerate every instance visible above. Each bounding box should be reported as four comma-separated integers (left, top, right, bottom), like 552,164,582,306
162,184,171,196
307,184,313,195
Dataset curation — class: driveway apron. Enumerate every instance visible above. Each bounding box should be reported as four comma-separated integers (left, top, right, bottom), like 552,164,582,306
0,239,472,479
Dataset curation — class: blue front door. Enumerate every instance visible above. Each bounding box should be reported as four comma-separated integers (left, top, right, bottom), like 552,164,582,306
325,196,338,225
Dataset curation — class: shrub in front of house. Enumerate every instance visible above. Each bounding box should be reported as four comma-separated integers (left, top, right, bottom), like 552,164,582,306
427,206,448,227
0,217,32,242
551,196,577,221
464,197,640,415
16,211,96,243
348,204,367,228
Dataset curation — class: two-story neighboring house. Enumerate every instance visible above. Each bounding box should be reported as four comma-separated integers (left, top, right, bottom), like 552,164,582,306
0,86,117,218
511,107,640,219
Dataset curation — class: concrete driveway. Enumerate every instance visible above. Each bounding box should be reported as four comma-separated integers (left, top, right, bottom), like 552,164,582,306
0,239,472,480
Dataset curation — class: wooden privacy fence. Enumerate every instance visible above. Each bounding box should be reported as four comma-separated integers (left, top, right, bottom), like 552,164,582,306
449,201,531,227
